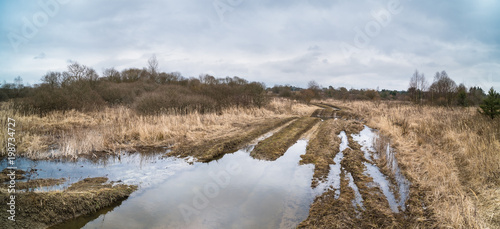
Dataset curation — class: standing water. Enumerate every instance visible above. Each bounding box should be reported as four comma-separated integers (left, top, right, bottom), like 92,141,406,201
41,140,316,229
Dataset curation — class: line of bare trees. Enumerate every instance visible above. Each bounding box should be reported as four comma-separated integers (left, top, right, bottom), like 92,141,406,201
3,56,268,116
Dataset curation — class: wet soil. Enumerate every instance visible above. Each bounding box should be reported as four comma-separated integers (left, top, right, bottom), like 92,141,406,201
168,117,297,162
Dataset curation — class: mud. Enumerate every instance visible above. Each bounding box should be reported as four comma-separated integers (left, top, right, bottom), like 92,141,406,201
300,116,418,228
251,117,320,161
168,117,297,162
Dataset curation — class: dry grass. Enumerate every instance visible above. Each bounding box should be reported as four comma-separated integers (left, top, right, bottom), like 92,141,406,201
0,98,316,159
323,99,500,228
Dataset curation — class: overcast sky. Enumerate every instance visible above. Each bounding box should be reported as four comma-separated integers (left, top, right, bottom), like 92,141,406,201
1,0,499,90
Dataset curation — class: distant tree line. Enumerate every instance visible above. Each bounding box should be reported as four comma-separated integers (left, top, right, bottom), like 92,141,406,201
268,83,405,103
1,56,267,116
406,70,486,107
267,70,492,109
3,62,498,118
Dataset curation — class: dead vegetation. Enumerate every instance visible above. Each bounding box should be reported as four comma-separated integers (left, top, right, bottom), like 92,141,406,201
0,98,317,159
0,177,137,229
250,117,320,160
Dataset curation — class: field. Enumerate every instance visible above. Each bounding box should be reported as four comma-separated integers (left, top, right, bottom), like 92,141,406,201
1,98,499,228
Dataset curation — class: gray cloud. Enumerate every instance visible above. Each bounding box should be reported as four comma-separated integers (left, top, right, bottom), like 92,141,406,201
1,0,499,90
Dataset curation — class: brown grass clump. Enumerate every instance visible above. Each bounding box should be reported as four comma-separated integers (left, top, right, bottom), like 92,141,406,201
0,98,317,159
251,117,320,160
324,99,500,228
0,177,137,229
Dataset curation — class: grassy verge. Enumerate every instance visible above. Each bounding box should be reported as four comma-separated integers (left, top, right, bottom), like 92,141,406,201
0,177,137,229
167,117,297,162
250,117,320,161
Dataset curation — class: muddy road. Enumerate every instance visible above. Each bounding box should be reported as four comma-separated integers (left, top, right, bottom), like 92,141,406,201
1,105,425,228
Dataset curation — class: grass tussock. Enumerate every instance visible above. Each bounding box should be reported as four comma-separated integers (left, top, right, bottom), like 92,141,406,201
324,99,500,228
0,98,317,159
250,117,320,161
0,177,137,229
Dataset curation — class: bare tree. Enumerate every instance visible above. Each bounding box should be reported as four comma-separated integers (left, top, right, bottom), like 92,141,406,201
103,67,121,82
42,71,62,89
148,55,159,80
308,80,321,99
429,70,457,105
408,70,428,104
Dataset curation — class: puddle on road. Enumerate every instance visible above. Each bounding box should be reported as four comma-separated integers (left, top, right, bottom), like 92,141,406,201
43,140,316,229
347,172,364,210
384,143,410,211
1,152,192,192
363,162,399,212
312,126,411,214
353,126,411,213
351,127,378,161
313,131,348,197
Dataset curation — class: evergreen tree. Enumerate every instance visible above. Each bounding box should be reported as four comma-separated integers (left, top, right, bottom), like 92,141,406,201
479,88,500,119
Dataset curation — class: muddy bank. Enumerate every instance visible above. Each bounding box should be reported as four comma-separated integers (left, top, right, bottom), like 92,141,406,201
168,117,297,162
0,177,137,229
250,117,320,161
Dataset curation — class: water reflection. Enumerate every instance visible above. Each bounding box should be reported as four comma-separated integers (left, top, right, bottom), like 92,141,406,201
51,140,315,229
